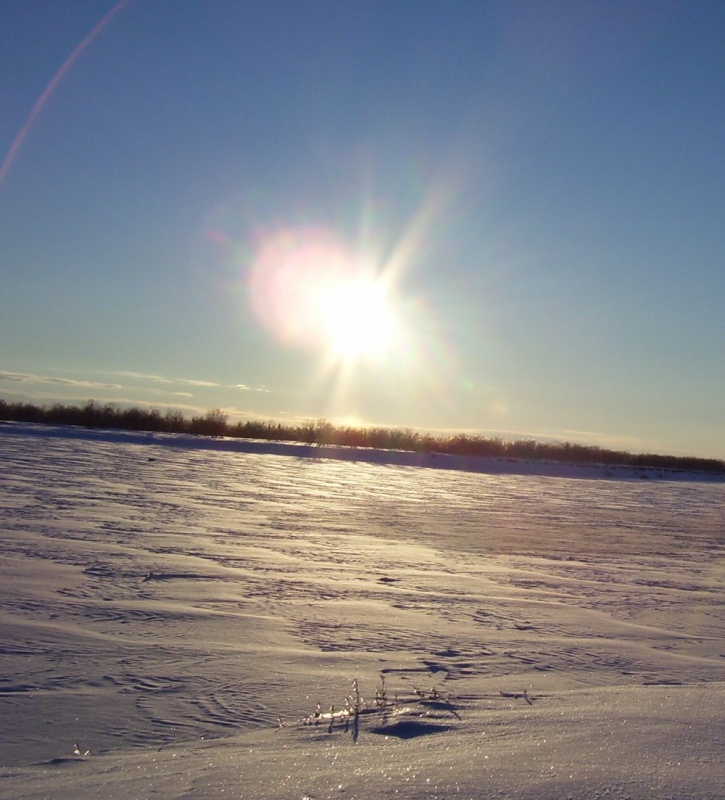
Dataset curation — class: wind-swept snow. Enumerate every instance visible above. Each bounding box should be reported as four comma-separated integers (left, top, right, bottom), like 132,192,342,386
1,425,723,799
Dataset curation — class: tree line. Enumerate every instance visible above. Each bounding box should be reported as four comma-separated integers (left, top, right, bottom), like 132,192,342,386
1,398,723,475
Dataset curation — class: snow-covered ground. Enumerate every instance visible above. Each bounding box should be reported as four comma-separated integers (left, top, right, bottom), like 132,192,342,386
3,421,725,481
1,424,724,799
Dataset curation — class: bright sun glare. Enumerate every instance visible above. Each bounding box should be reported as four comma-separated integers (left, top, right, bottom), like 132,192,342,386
248,227,402,365
316,277,399,361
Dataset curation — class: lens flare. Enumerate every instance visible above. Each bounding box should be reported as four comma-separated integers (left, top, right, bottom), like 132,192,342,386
248,226,402,365
203,176,461,424
0,0,130,189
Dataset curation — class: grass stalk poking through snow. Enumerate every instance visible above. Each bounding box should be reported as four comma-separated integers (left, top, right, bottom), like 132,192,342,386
288,674,457,741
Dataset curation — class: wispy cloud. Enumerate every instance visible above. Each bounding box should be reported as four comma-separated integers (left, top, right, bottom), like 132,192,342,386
84,370,224,389
104,371,220,388
178,379,221,387
106,371,173,384
96,397,208,414
80,369,268,392
1,382,209,415
0,371,121,389
232,384,270,393
2,367,273,418
70,396,211,415
143,388,195,398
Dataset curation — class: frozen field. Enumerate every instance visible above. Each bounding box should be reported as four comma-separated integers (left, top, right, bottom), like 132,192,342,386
0,425,723,799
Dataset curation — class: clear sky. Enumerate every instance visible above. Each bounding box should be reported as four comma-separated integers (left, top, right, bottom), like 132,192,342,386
2,0,724,458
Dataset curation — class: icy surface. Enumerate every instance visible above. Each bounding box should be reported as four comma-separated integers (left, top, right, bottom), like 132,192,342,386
0,425,723,799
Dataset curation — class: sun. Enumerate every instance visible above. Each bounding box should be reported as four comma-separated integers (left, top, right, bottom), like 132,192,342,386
314,276,399,362
248,227,403,364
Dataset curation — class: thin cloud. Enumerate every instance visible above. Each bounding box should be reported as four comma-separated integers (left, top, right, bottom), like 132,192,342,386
0,371,121,389
3,387,209,416
106,371,174,384
232,384,271,393
220,407,286,422
103,398,208,414
177,379,221,388
86,370,222,388
70,397,211,415
0,371,37,382
143,387,195,398
46,377,122,389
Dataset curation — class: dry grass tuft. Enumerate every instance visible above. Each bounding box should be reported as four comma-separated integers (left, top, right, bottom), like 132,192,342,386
283,674,458,741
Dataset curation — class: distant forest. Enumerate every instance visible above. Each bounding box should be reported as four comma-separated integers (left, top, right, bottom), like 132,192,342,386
1,398,723,475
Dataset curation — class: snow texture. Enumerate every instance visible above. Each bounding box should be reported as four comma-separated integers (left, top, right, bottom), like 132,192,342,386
0,423,723,799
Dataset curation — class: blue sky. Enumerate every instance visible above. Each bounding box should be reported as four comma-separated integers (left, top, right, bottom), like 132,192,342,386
2,0,724,458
